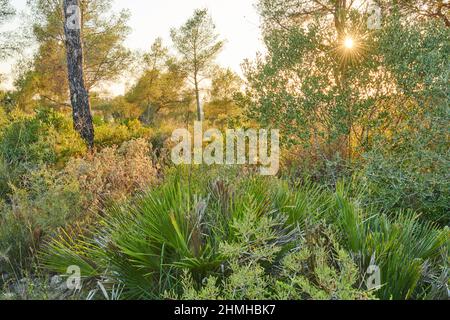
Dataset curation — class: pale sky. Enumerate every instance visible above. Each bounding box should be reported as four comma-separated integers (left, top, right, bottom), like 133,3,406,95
1,0,265,94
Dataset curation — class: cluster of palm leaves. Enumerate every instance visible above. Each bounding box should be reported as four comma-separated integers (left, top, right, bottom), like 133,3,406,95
40,169,449,300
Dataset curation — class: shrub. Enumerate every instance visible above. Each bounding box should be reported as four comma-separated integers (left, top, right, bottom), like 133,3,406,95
361,145,449,225
0,156,16,199
0,109,86,198
0,139,159,273
359,17,450,225
280,143,351,188
0,108,85,166
94,119,152,148
333,183,449,300
40,171,448,300
169,225,373,300
0,113,54,166
272,177,449,300
64,138,159,207
0,167,86,273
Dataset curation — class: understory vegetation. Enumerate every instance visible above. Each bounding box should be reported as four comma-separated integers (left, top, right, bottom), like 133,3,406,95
40,169,449,300
0,0,448,301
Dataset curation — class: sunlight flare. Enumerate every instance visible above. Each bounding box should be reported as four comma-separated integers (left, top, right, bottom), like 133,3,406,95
344,37,354,49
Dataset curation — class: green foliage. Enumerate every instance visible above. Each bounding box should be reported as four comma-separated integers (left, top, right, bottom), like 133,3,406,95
244,2,449,223
40,170,448,300
94,119,152,148
242,1,383,153
0,166,86,272
333,183,449,300
1,112,54,165
93,96,142,121
0,109,85,197
19,0,132,107
0,0,17,59
170,225,373,300
362,148,449,224
171,8,224,120
41,177,221,299
125,39,190,124
205,68,243,127
377,1,450,27
170,9,224,79
0,0,448,303
276,232,368,300
360,16,450,224
0,108,85,165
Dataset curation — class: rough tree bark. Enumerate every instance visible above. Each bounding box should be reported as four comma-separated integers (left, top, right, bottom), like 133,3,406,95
63,0,94,149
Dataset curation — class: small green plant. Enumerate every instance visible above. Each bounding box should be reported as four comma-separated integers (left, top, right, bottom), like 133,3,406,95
167,224,373,300
41,176,224,299
333,182,449,300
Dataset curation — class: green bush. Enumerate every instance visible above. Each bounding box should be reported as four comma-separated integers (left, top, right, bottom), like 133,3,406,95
169,224,373,300
332,183,448,300
0,108,85,166
0,167,86,273
94,119,152,148
40,170,448,300
0,138,160,274
0,109,86,198
41,176,223,299
359,17,450,225
361,139,449,225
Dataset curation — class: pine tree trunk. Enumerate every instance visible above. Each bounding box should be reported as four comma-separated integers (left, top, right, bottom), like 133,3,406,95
194,74,203,121
63,0,94,149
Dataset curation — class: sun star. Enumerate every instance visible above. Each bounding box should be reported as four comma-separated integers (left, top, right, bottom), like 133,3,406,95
344,37,354,49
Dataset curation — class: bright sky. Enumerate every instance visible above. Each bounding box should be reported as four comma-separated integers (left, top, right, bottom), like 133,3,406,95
1,0,265,94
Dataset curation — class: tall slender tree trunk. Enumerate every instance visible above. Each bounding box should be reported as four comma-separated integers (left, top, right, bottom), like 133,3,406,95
63,0,94,149
194,73,202,121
